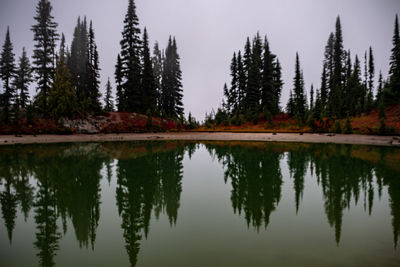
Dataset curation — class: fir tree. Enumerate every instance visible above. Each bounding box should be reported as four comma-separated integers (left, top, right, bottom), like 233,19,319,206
329,16,344,117
48,41,77,119
161,37,184,118
0,27,16,123
377,71,384,103
292,53,306,120
320,64,328,108
152,42,163,113
261,37,275,116
31,0,58,115
104,78,114,112
86,21,102,113
115,54,124,111
222,83,230,112
69,17,88,105
229,52,238,113
245,33,262,115
141,28,157,113
366,47,375,111
119,0,142,112
310,84,314,111
13,47,33,109
388,14,400,101
272,58,283,114
237,51,246,113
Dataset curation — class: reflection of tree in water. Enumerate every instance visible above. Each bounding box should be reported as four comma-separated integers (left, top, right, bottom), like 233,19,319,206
116,143,185,266
207,144,282,230
1,141,400,266
205,142,400,247
287,148,309,213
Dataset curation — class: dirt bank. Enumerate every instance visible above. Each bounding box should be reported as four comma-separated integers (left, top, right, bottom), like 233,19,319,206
0,132,399,147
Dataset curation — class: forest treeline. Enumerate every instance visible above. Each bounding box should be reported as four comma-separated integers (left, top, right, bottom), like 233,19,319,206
0,0,184,127
211,15,400,132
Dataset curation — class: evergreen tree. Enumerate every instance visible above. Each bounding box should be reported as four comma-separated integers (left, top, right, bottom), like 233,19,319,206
377,71,384,103
261,37,275,116
366,47,375,111
237,51,246,113
314,89,322,121
115,54,124,111
119,0,142,112
291,53,306,120
13,47,33,109
229,52,238,114
349,55,363,116
0,27,16,123
48,40,77,119
31,0,58,115
244,34,262,116
152,42,163,113
310,84,314,111
86,21,102,112
272,58,283,114
222,83,230,112
388,14,400,101
342,50,352,115
161,37,184,118
69,17,88,105
329,16,344,117
104,78,114,112
141,28,157,113
320,64,328,108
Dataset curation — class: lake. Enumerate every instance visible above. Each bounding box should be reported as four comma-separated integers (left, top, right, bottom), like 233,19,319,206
0,141,399,266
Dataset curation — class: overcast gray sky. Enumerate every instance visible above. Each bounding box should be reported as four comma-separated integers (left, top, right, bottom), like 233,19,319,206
0,0,399,120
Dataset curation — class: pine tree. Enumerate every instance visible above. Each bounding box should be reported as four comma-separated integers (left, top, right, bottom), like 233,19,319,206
329,16,344,118
349,55,363,116
120,0,142,112
86,21,102,113
377,71,384,103
310,84,314,111
222,83,230,112
261,36,275,116
141,28,157,113
0,27,16,123
161,37,184,118
237,51,246,113
152,42,163,113
69,17,88,105
388,14,400,101
31,0,58,115
292,53,306,120
13,47,33,109
342,50,352,115
272,58,283,114
366,47,375,111
320,64,328,108
104,78,114,112
245,33,262,115
48,38,77,119
229,52,238,114
115,54,124,111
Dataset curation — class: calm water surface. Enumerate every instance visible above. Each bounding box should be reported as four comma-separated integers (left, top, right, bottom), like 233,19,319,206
0,141,400,266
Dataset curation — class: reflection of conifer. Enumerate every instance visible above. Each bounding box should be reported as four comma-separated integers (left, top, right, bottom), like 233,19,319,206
0,179,18,243
34,176,60,267
207,144,282,230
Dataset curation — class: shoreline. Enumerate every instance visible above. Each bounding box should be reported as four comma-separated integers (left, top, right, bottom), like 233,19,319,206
0,132,399,147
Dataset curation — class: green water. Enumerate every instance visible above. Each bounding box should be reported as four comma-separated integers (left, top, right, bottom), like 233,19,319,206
0,141,400,267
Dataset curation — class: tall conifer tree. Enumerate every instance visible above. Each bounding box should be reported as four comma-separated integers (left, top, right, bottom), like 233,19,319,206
0,27,16,123
31,0,58,115
120,0,142,112
13,47,33,109
141,28,157,113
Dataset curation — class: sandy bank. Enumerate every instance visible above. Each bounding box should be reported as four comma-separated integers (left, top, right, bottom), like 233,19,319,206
0,132,399,147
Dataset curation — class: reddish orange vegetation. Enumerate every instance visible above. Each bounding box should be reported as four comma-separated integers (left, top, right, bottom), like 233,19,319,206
0,118,75,135
351,104,400,134
194,104,400,135
101,112,178,133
